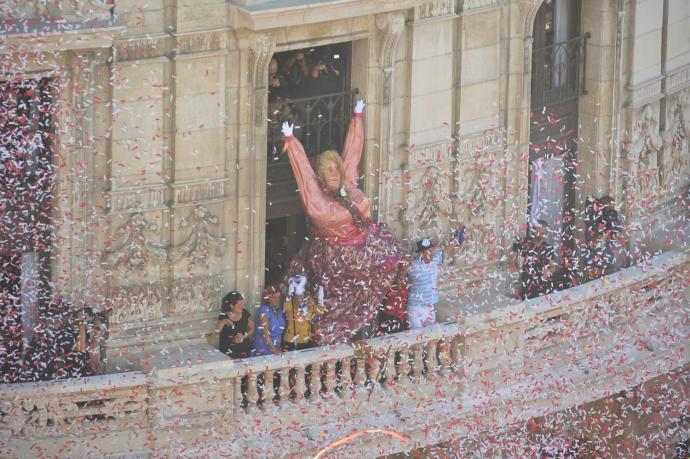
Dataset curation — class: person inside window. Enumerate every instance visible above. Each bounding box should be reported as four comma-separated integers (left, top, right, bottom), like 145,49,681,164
282,275,324,351
280,101,403,344
512,219,556,300
407,226,465,330
217,291,254,360
252,285,285,356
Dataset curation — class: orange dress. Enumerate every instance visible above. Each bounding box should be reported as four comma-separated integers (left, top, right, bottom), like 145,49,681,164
285,114,370,243
283,114,402,344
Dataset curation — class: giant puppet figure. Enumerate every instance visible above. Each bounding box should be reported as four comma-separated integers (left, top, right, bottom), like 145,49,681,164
281,100,402,344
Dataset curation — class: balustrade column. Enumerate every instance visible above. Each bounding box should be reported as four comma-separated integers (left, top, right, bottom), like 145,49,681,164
368,356,381,389
278,370,291,403
246,373,259,412
354,357,367,392
382,350,397,388
294,367,307,404
339,359,353,395
411,344,424,379
323,360,338,397
262,370,276,407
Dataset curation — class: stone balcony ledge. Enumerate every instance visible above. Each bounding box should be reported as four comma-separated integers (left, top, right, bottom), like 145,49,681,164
1,251,688,457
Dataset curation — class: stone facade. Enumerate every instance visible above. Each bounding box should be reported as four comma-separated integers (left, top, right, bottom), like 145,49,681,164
1,0,688,359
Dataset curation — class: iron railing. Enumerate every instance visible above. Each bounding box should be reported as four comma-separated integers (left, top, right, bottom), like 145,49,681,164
266,90,357,217
531,33,590,109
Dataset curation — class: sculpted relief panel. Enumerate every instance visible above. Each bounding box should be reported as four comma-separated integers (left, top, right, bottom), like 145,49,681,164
661,89,690,194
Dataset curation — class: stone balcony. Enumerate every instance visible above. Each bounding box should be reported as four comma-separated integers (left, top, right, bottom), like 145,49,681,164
1,250,688,457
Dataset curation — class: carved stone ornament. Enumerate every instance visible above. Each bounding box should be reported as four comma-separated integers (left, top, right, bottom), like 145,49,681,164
413,166,450,230
661,90,690,187
169,206,226,268
103,213,167,278
173,275,223,315
625,104,662,195
414,0,455,21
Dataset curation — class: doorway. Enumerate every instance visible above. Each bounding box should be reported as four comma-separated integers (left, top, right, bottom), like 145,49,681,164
264,42,354,285
528,0,587,258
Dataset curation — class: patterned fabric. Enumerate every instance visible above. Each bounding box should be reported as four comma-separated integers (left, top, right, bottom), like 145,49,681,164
285,223,401,345
407,250,444,308
283,296,321,345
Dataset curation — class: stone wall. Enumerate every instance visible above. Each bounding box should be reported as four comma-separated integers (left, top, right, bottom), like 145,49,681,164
1,0,688,357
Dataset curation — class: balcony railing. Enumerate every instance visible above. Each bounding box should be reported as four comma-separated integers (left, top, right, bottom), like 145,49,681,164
531,33,591,109
1,251,688,457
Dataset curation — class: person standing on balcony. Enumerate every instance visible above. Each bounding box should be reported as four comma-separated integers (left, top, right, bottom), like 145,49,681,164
512,219,556,300
217,291,254,360
282,275,324,351
252,285,285,356
407,227,465,330
280,100,403,345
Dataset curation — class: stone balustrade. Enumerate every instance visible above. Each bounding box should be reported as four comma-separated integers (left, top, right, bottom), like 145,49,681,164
1,251,689,457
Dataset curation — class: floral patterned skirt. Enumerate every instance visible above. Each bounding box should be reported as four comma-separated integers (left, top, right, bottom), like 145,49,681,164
285,223,402,345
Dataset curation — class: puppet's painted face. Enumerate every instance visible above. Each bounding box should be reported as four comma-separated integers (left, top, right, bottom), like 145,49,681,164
322,159,341,191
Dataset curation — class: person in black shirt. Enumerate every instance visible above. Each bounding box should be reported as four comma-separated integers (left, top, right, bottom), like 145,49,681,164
216,291,254,359
513,219,556,300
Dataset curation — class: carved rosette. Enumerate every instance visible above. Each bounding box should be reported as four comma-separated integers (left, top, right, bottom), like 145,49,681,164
103,213,167,279
169,206,226,269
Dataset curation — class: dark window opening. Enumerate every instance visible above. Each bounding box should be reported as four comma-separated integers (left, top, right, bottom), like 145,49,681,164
0,77,56,375
265,42,355,286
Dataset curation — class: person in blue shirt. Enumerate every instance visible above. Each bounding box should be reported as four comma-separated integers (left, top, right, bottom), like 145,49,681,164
252,285,286,356
407,226,464,329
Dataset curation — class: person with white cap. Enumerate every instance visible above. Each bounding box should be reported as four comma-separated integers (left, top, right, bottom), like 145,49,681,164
406,226,465,329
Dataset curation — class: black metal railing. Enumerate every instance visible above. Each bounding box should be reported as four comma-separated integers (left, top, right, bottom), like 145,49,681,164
531,33,590,109
265,90,357,219
267,90,356,159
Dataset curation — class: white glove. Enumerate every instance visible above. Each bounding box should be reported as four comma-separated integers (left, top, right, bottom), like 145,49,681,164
317,285,324,305
281,121,294,138
287,280,295,297
354,100,365,114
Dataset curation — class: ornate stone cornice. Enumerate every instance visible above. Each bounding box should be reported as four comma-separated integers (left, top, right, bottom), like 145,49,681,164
407,141,456,168
106,185,168,214
665,64,690,96
457,129,504,158
460,0,502,14
172,28,231,56
412,0,456,22
114,34,172,62
626,76,664,108
172,178,229,207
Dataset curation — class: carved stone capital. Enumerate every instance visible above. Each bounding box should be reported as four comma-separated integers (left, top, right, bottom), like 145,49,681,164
376,12,405,70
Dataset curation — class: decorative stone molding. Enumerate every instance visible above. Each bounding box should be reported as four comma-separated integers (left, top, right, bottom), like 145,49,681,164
172,275,224,316
103,213,168,278
665,64,690,96
460,0,502,13
172,178,229,206
456,150,502,221
413,0,456,21
169,206,226,268
626,76,664,108
173,29,230,56
625,104,662,198
110,281,166,324
376,13,405,105
457,128,504,158
409,166,451,233
660,90,690,189
106,185,168,214
408,141,456,167
247,32,277,125
114,34,172,62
